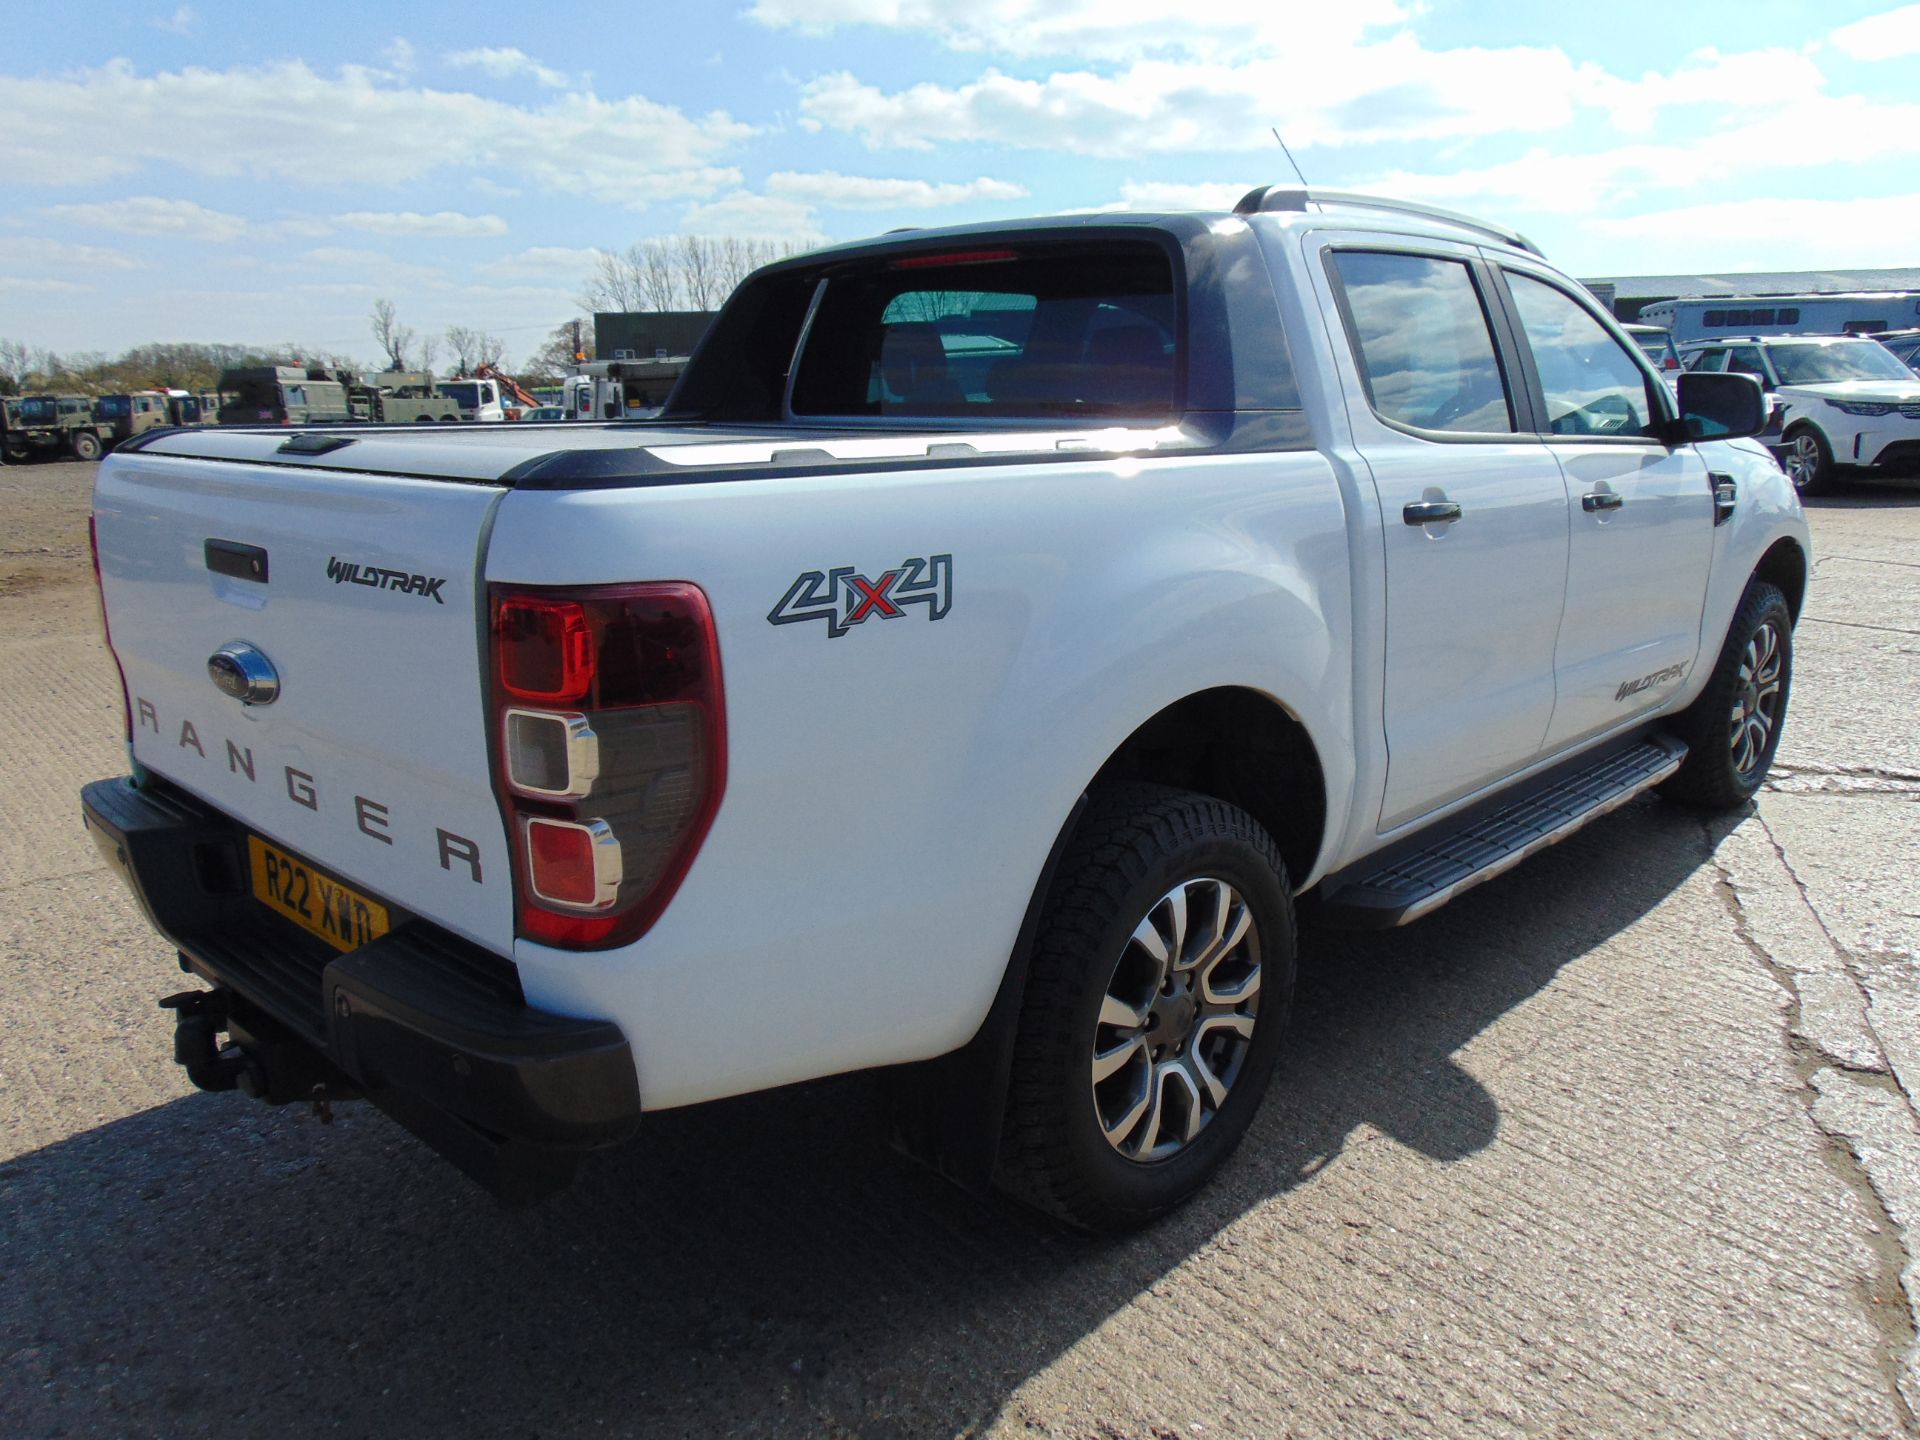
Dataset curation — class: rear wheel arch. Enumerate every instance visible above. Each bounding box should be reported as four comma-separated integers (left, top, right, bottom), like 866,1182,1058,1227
1086,687,1329,891
887,687,1327,1194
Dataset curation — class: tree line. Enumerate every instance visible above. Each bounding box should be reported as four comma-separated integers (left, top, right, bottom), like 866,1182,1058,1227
2,233,803,397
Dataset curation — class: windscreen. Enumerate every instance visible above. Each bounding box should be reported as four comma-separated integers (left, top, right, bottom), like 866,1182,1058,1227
18,398,56,422
94,396,131,419
228,379,281,409
1771,341,1915,385
788,244,1178,421
441,382,480,408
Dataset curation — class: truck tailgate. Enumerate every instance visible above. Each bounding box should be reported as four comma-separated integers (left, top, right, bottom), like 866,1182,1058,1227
93,452,514,955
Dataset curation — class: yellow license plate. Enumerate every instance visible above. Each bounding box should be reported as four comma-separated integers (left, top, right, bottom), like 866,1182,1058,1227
248,835,391,953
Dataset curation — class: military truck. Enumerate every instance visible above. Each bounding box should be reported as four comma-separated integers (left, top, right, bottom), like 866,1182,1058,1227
93,391,174,448
349,372,461,424
216,367,355,425
214,367,461,426
0,394,114,463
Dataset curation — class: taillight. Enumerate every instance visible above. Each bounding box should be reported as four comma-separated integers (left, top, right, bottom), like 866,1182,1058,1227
489,582,725,949
89,515,132,741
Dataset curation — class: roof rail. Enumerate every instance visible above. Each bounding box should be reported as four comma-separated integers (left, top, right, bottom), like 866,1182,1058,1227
1233,186,1544,257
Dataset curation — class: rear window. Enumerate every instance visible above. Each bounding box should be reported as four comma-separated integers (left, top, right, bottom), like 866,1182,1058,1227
788,244,1178,421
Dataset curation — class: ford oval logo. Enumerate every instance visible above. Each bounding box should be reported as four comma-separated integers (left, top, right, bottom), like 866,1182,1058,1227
207,642,280,706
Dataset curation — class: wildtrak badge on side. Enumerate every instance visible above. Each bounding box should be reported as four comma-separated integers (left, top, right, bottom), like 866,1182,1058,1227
1616,663,1688,703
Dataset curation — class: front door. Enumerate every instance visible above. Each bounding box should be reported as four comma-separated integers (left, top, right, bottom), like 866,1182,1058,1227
1496,267,1712,750
1321,243,1573,831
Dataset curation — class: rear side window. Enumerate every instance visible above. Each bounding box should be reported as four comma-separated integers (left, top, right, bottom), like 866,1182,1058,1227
1329,251,1514,434
788,244,1177,420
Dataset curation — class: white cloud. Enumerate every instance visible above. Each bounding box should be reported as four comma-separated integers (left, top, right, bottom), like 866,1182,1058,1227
150,5,195,35
1583,193,1920,272
0,236,147,272
750,0,1408,62
0,276,86,295
1100,180,1258,211
1830,4,1920,59
382,38,417,74
1354,89,1920,222
764,171,1026,208
294,248,446,286
476,246,603,283
447,47,571,88
798,44,1612,158
38,195,250,242
679,192,827,244
333,209,508,237
0,60,751,207
790,25,1834,161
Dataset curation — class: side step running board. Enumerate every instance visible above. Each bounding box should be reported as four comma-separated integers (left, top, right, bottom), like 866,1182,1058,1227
1317,734,1688,929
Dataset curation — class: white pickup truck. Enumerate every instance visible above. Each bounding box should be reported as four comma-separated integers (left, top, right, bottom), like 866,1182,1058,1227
83,189,1806,1230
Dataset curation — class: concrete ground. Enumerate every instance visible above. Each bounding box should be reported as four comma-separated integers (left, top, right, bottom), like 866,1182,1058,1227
1,458,1917,1439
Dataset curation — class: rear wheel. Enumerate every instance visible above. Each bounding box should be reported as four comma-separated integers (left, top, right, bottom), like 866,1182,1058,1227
997,785,1295,1232
1782,426,1832,496
1662,580,1793,809
71,430,102,462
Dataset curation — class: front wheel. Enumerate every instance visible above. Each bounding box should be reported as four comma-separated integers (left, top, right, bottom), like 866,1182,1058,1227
997,785,1295,1232
1782,426,1833,497
1662,580,1793,809
71,430,102,462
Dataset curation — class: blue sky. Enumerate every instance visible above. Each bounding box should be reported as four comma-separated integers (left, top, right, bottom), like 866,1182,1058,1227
4,0,1919,366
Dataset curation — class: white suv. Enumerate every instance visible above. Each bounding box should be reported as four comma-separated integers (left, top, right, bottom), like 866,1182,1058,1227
1683,334,1920,494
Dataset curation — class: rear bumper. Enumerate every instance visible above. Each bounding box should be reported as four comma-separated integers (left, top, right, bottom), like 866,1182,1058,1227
81,775,641,1176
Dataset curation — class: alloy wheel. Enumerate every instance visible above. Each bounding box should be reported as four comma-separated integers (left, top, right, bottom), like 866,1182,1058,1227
1784,435,1821,491
1090,877,1261,1163
1728,620,1784,776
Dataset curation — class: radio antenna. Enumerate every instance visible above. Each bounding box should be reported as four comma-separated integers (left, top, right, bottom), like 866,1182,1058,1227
1271,127,1309,188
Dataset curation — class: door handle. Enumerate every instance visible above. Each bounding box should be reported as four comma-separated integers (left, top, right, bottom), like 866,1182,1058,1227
1403,500,1462,525
1582,491,1624,512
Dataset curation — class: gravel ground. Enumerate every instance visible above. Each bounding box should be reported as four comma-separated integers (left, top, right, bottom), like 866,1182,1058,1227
2,457,1918,1439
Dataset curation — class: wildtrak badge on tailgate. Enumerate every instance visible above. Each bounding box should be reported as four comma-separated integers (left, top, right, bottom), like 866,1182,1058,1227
769,554,952,638
326,556,447,604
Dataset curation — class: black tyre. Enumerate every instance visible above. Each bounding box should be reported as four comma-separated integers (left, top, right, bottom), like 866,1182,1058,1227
1662,580,1793,809
998,785,1295,1232
71,430,102,462
1782,425,1832,497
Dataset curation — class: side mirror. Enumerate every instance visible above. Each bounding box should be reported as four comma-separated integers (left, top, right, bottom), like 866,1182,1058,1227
1675,370,1766,442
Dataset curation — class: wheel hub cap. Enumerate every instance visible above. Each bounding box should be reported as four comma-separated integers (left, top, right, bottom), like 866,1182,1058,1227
1149,984,1198,1054
1090,877,1262,1163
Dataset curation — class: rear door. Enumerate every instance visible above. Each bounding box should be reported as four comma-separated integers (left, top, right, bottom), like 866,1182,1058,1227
1318,239,1572,831
94,444,515,952
1490,263,1712,751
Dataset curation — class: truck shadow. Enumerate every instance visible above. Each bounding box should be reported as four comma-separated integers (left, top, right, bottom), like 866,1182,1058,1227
1,800,1728,1439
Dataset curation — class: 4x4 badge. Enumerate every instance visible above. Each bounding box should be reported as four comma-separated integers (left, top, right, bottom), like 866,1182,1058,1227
768,554,952,639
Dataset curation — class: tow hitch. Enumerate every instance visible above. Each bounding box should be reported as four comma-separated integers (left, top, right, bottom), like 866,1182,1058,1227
159,987,355,1118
